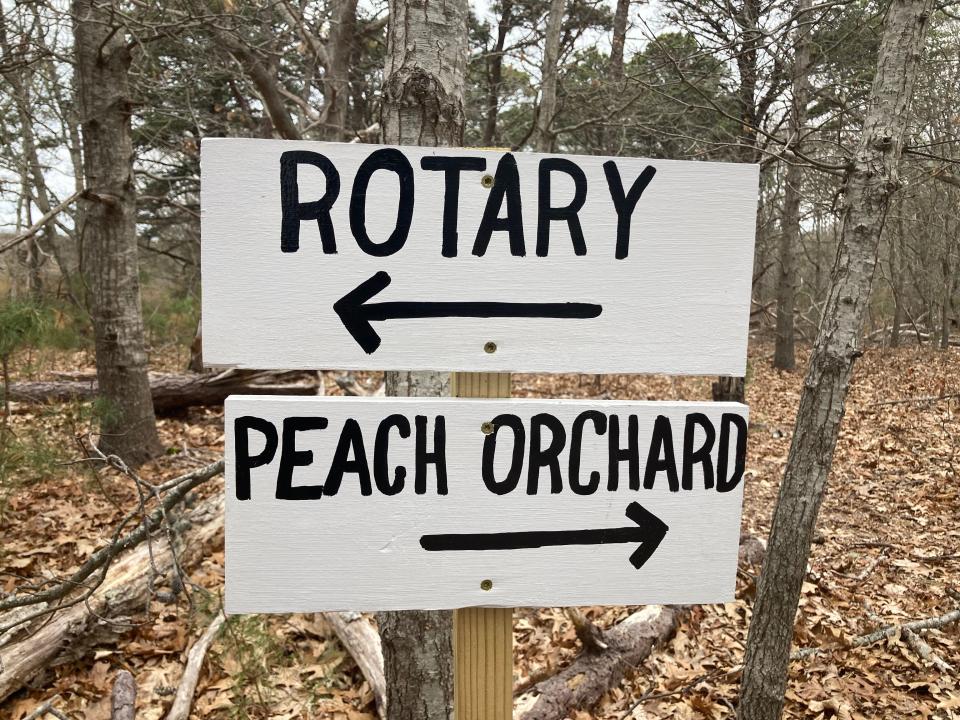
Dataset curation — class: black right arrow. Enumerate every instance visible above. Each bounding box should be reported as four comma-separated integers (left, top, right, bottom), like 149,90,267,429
419,502,668,570
333,271,603,354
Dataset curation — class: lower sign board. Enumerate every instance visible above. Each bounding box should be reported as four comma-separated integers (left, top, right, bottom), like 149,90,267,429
225,396,748,612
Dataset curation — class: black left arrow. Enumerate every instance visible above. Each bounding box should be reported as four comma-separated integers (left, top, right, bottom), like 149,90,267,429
333,271,603,354
419,502,668,571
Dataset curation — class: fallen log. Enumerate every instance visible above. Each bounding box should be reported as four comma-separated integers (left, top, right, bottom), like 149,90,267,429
4,370,318,414
0,493,224,702
515,605,680,720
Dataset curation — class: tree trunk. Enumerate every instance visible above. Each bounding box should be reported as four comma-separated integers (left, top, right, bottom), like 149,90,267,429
481,0,513,146
322,0,358,141
718,0,762,401
773,0,814,371
605,0,630,154
535,0,565,152
73,0,163,467
377,0,467,716
890,211,902,347
737,3,933,718
0,16,52,300
712,375,745,403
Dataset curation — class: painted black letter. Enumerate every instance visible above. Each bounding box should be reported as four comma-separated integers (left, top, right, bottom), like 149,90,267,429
608,414,639,490
537,158,587,256
280,151,340,253
324,418,373,496
415,415,448,495
234,416,278,500
277,417,328,499
473,153,526,257
421,156,486,257
569,411,606,495
350,148,414,257
716,413,748,492
481,414,525,495
374,414,411,495
643,415,679,491
528,413,566,494
603,162,656,259
682,413,716,490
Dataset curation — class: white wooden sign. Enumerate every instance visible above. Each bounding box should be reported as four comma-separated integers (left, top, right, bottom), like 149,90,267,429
225,396,748,612
202,139,758,374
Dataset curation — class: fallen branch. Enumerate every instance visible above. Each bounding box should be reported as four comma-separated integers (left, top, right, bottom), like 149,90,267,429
866,392,960,407
5,371,318,413
791,604,960,661
515,605,680,720
0,492,225,701
164,612,227,720
22,694,68,720
323,611,386,720
902,625,954,673
0,459,223,618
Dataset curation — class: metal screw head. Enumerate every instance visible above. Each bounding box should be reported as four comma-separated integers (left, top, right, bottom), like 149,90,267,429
481,174,494,189
480,579,493,591
484,341,497,354
481,421,495,435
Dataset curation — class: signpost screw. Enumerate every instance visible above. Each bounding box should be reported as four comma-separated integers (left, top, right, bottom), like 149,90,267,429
484,341,497,354
481,421,495,435
480,579,493,591
481,174,494,188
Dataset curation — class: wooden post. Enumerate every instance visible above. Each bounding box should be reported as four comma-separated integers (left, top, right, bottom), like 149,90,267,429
452,371,513,720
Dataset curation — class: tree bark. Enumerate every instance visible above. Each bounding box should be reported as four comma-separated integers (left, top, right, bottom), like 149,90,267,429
377,1,466,717
737,3,934,718
535,0,565,152
773,0,814,371
73,0,163,467
381,0,468,148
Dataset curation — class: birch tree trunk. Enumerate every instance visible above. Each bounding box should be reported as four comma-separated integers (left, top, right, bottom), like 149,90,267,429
773,0,814,371
737,2,934,718
535,0,565,153
73,0,163,467
377,0,467,716
715,0,763,403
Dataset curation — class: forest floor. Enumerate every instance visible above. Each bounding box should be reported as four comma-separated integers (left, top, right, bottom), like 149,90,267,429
1,342,958,720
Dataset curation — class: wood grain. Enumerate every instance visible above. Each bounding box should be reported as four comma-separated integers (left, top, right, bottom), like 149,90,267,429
452,372,512,720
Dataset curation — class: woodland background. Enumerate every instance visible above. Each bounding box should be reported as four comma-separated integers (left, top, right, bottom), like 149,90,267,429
0,0,958,719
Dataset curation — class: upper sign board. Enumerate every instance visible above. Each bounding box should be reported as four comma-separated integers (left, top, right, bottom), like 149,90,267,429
225,396,748,612
202,139,757,374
